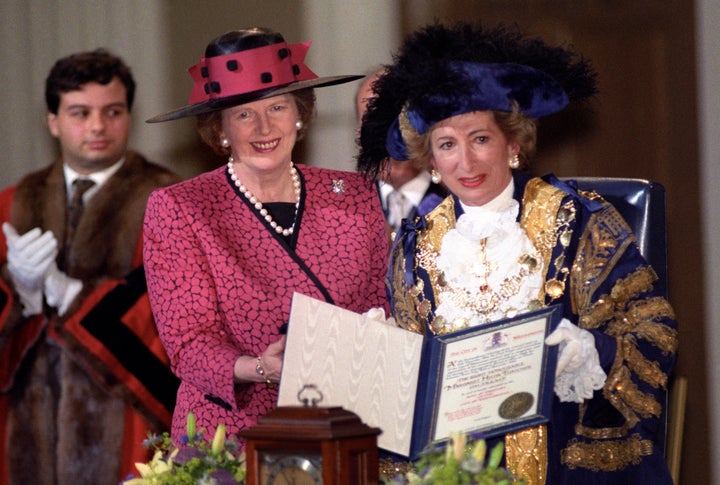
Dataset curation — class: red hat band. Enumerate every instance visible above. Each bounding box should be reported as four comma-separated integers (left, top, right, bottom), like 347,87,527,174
187,41,318,104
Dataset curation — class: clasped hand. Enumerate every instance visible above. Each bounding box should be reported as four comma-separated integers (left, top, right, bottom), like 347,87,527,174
3,223,58,290
3,223,82,316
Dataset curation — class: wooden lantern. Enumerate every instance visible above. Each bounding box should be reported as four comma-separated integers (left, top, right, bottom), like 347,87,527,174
240,405,381,485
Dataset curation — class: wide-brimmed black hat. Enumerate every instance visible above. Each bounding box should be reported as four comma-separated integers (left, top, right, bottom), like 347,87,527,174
148,28,363,123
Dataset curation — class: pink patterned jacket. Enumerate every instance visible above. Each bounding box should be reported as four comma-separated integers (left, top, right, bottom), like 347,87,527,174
143,163,389,444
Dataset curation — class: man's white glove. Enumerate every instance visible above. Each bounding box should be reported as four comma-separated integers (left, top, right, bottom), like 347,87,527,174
3,223,58,316
44,263,83,317
545,318,607,403
3,223,58,289
14,284,44,316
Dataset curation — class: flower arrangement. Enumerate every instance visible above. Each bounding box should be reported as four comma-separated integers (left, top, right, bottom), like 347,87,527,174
124,414,523,485
384,432,527,485
122,413,246,485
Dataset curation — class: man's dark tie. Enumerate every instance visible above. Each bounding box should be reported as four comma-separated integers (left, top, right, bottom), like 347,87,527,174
60,178,95,270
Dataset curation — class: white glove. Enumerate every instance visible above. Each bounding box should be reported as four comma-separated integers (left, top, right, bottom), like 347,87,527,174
44,263,83,317
545,318,606,403
11,278,44,317
3,223,58,316
3,223,58,290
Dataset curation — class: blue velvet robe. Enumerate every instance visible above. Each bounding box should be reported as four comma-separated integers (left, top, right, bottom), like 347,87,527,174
387,173,677,484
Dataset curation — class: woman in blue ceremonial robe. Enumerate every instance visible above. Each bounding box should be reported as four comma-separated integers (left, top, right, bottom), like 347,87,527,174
357,22,677,485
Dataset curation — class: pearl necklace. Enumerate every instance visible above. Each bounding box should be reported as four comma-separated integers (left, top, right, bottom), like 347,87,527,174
227,159,301,236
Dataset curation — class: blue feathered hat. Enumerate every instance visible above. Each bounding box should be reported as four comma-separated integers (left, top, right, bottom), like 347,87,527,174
358,22,597,178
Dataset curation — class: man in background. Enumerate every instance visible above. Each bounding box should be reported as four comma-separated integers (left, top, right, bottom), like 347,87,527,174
0,49,180,485
356,69,447,239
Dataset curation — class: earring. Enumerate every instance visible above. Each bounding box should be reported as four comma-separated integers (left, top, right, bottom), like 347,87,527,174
431,169,442,184
221,138,230,148
509,154,520,169
295,120,303,130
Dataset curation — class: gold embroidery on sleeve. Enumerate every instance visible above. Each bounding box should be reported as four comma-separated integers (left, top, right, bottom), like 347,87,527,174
626,298,678,354
607,361,663,420
561,194,677,472
578,297,614,329
623,339,668,389
571,207,634,316
561,434,653,472
609,266,656,302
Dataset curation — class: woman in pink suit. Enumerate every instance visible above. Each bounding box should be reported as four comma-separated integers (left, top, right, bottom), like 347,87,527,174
143,28,389,445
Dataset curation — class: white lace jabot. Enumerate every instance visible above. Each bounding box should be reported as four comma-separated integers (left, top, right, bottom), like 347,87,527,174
433,180,543,331
435,180,607,403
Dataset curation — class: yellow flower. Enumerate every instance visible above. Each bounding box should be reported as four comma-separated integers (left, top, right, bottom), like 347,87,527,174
212,424,227,454
471,438,487,462
122,415,247,485
447,431,466,461
146,450,171,474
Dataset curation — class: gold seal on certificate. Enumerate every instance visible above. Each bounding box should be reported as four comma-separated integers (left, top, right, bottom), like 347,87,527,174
499,392,535,419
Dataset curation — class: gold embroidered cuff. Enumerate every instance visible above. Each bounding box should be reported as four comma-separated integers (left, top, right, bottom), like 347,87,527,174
561,434,653,472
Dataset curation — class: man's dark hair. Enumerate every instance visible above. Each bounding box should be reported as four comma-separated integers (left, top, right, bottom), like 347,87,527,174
45,48,136,114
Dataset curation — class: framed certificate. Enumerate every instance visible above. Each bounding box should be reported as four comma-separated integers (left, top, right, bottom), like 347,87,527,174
278,293,561,459
410,306,561,455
